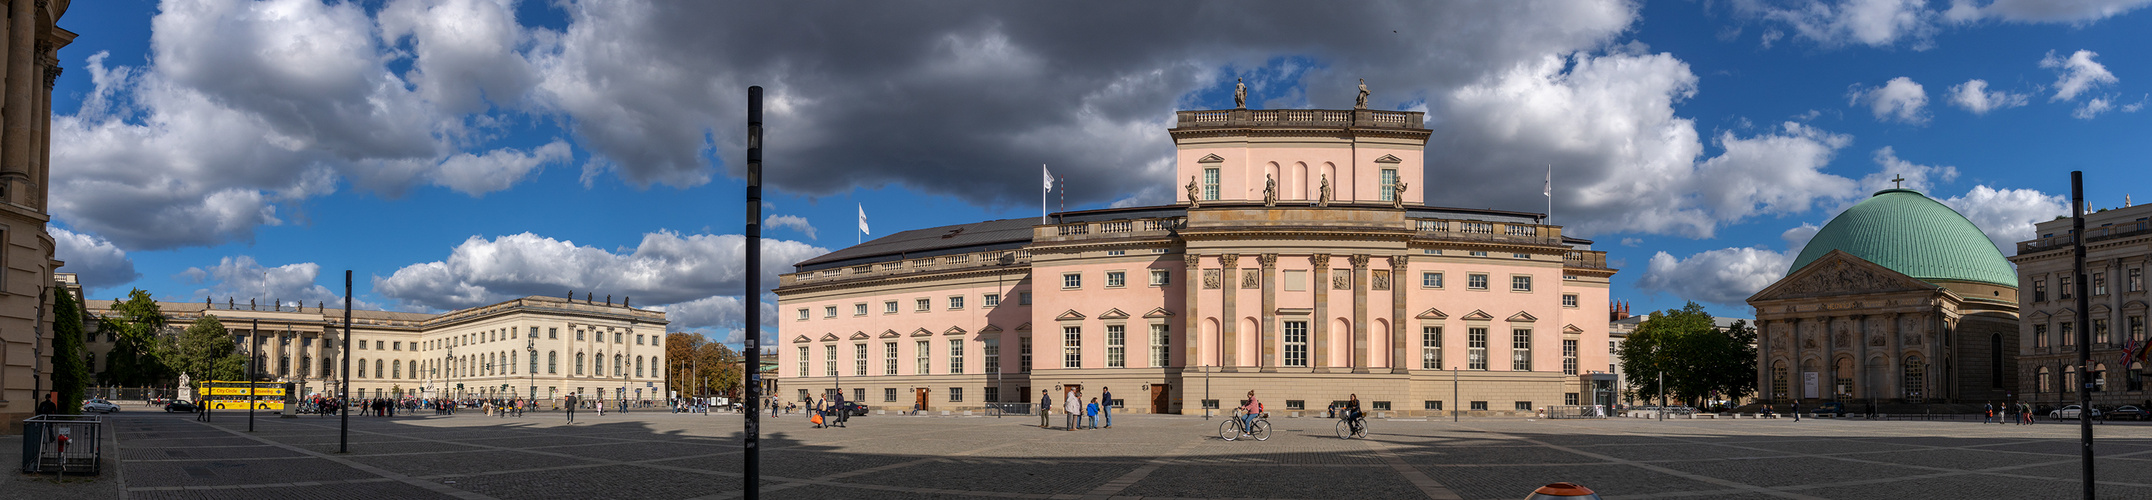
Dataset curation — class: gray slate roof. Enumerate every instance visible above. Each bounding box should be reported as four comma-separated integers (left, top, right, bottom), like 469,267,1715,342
795,217,1038,272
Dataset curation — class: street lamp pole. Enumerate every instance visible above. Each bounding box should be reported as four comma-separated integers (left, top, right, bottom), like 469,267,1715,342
528,338,536,406
250,317,258,432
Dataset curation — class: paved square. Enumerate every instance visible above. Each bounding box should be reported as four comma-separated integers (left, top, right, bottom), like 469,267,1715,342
53,410,2152,499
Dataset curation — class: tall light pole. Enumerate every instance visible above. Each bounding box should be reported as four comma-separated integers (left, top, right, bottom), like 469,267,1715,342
2071,171,2094,499
527,338,537,405
249,317,258,432
339,270,352,454
744,86,765,500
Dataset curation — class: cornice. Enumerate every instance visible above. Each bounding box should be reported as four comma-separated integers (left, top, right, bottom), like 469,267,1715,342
775,266,1033,296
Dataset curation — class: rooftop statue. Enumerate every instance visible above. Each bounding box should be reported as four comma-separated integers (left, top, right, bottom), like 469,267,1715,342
1392,181,1409,209
1186,176,1203,208
1263,174,1277,207
1355,79,1369,110
1234,78,1247,109
1318,174,1332,207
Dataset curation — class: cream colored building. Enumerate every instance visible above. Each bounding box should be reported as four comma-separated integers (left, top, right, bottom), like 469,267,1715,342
777,107,1617,416
0,0,75,434
82,295,669,404
2012,201,2151,408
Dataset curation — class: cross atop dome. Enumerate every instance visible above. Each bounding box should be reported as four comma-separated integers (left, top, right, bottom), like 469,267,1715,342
1892,175,1905,189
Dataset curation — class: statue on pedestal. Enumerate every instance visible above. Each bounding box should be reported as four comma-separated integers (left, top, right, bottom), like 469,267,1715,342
1234,78,1247,109
1391,181,1409,209
1263,174,1277,207
1317,174,1332,207
1185,176,1203,208
1355,79,1369,110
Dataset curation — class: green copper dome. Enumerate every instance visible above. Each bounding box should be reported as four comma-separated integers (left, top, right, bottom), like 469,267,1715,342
1786,188,2017,288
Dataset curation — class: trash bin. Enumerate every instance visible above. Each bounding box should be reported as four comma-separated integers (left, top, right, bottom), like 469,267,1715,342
20,415,103,475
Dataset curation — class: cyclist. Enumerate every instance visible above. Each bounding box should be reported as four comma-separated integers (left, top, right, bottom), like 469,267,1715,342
1238,390,1264,437
1342,394,1365,436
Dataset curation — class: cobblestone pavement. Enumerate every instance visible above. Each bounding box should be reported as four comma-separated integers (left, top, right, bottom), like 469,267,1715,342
83,410,2152,499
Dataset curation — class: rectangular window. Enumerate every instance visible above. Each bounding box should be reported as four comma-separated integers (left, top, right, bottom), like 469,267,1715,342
2062,276,2074,298
577,330,585,341
1020,292,1032,305
1468,327,1488,370
2132,316,2145,342
1020,337,1034,374
854,303,868,316
948,296,964,310
1379,168,1398,201
1063,326,1083,368
1284,321,1309,367
2096,319,2111,345
1562,294,1578,308
1106,271,1126,288
2034,280,2048,302
2062,322,2076,347
983,294,1000,307
985,386,1000,403
1511,275,1532,292
1203,167,1220,200
1516,401,1533,411
884,300,899,314
824,345,837,377
797,308,809,321
1562,339,1578,376
885,388,898,402
884,342,898,375
1105,250,1125,256
854,344,868,376
1565,393,1580,405
1150,324,1171,367
1469,250,1488,257
798,346,809,378
916,340,931,374
2132,268,2144,292
1422,272,1443,288
916,298,931,312
824,306,837,318
1106,325,1126,368
1425,401,1443,411
984,338,1000,373
1421,327,1443,370
1513,253,1530,259
950,388,964,402
854,388,865,403
1468,274,1489,290
1151,269,1170,286
1512,328,1533,371
949,339,965,374
1286,400,1306,410
2096,273,2109,295
1470,401,1488,411
1063,273,1082,289
2035,324,2050,348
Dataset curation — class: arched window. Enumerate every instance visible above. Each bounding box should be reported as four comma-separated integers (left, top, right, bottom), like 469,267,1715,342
392,360,401,379
576,353,586,376
358,358,367,378
636,356,645,377
1771,361,1788,402
614,354,623,376
1833,357,1855,400
2094,363,2108,392
2064,365,2078,393
376,359,384,379
548,351,558,374
1902,356,1925,402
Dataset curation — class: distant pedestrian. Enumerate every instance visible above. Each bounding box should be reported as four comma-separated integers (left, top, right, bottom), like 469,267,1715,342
36,392,57,416
1039,390,1052,429
1984,402,1995,424
1791,400,1801,422
1101,387,1114,428
1086,398,1100,429
1064,390,1082,431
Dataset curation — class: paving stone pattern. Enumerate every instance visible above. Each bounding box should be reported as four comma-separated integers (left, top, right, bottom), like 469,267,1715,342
84,410,2152,499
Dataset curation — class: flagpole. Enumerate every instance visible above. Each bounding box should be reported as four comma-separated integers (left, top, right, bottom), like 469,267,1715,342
1042,164,1050,225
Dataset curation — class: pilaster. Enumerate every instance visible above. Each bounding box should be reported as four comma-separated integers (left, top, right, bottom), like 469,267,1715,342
1221,253,1239,369
1259,254,1277,372
1184,254,1203,368
1311,253,1331,372
1388,255,1409,374
1350,254,1370,373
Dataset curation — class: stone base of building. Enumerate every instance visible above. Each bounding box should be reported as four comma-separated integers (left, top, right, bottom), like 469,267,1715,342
786,368,1579,417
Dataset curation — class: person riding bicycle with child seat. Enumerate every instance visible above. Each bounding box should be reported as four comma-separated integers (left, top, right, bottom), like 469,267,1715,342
1239,390,1264,436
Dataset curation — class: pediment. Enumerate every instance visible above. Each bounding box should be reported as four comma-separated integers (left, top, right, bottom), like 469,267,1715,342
1461,310,1494,321
1056,309,1087,321
1563,324,1585,334
1416,308,1448,320
1098,308,1130,320
849,331,870,340
818,333,839,342
911,328,934,337
1143,307,1176,319
1373,154,1402,163
944,326,968,336
1747,250,1937,303
2092,304,2112,315
879,330,901,339
1508,311,1538,322
1015,322,1031,331
980,324,1003,334
792,335,812,343
1197,153,1225,163
2126,300,2148,311
2027,310,2052,322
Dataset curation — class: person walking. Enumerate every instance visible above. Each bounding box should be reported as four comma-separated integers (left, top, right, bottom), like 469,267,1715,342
36,392,57,417
1791,400,1801,422
1064,389,1082,431
565,394,578,424
1101,387,1114,429
1984,402,1995,424
1086,398,1101,429
1039,389,1053,429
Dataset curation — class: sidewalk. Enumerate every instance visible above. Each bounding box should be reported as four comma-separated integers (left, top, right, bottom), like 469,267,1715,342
3,432,123,500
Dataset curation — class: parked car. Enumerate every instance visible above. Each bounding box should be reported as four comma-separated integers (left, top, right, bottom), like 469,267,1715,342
2107,405,2147,421
834,401,868,417
164,400,199,413
81,399,121,413
1815,402,1848,416
2051,405,2102,420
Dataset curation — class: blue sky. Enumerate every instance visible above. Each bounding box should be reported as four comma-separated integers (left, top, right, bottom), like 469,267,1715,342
49,0,2152,349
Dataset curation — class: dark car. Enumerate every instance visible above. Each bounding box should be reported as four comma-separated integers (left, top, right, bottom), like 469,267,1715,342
1816,402,1848,416
164,400,199,413
2108,405,2148,421
834,401,868,417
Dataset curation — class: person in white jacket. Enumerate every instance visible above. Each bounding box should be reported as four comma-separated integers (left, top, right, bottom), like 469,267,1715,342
1065,390,1083,431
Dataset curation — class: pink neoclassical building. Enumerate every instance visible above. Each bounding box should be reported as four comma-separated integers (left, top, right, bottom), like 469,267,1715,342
776,107,1617,416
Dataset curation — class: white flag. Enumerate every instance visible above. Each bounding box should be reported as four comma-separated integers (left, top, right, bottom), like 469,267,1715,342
1543,166,1551,197
1046,165,1058,191
857,204,870,236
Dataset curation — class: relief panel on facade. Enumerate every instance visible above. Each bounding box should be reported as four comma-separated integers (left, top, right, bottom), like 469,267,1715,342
1371,270,1391,291
1332,270,1351,290
1204,270,1222,289
1241,270,1261,289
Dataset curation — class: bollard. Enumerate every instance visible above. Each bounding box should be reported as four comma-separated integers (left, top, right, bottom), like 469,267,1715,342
1524,482,1601,500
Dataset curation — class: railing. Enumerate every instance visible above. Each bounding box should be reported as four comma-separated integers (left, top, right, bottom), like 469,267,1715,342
1565,251,1610,269
1411,219,1562,246
1543,405,1612,419
2020,221,2152,254
1037,217,1185,242
1174,109,1425,129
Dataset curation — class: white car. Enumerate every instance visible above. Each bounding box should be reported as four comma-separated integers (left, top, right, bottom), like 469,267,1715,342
81,399,121,413
2050,405,2101,420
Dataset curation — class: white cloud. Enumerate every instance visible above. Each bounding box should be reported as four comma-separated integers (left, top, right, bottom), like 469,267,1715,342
431,141,573,196
372,231,827,311
1781,223,1824,254
2074,96,2115,119
377,0,539,115
1850,77,1929,123
1860,146,1959,193
2041,49,2117,102
1735,0,1936,48
763,215,818,240
1945,79,2029,114
53,228,140,294
1635,247,1794,307
177,255,367,310
1945,0,2152,23
1694,122,1859,223
1938,185,2068,255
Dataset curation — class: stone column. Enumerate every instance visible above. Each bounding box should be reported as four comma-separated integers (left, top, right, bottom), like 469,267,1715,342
1311,254,1332,371
1791,317,1805,401
1184,254,1203,368
1350,254,1370,372
1220,253,1239,369
1,0,37,193
1389,255,1409,374
1259,254,1277,372
1754,318,1769,402
1855,315,1869,402
35,57,55,210
1886,312,1901,401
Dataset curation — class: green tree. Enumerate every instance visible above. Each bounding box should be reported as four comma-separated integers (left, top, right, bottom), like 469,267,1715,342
697,342,743,398
49,289,89,414
99,289,174,386
171,315,245,385
1617,302,1757,407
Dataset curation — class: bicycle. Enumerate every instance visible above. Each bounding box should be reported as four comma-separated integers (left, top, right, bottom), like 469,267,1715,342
1219,409,1271,441
1335,411,1367,439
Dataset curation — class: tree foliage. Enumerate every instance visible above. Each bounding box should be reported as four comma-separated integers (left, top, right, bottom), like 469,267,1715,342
666,332,744,398
50,289,90,414
172,315,245,385
98,289,175,386
1616,302,1758,407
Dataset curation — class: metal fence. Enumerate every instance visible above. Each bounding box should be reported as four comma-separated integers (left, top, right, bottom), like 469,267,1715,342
19,415,103,474
1542,405,1612,419
985,403,1033,416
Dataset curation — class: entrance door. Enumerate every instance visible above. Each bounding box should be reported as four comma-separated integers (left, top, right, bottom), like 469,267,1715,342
914,388,929,412
1150,384,1170,414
